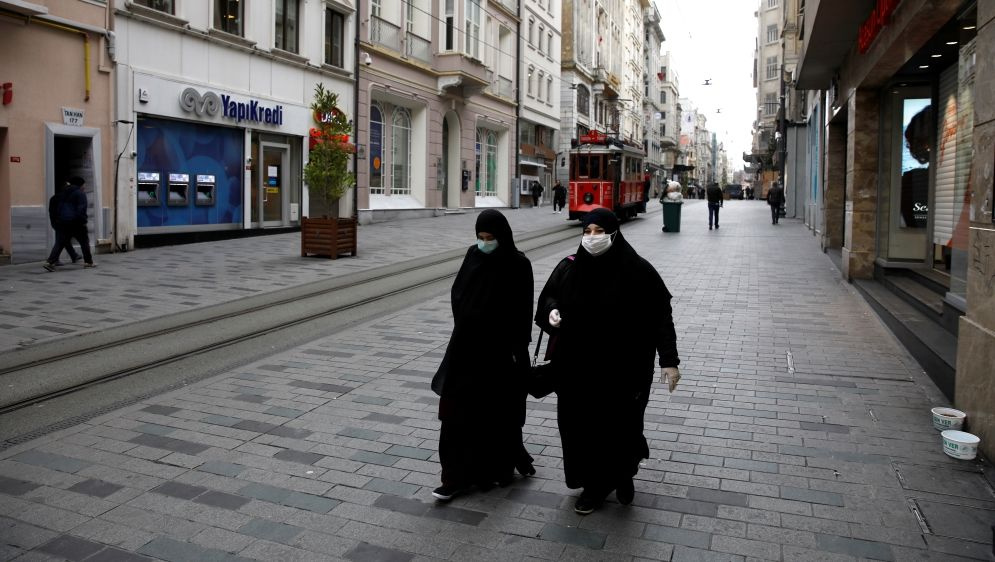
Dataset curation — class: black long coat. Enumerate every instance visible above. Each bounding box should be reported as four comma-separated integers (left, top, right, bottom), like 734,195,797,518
433,211,534,486
535,229,678,491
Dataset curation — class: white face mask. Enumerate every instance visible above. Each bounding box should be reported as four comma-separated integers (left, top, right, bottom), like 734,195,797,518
582,232,613,256
477,239,498,254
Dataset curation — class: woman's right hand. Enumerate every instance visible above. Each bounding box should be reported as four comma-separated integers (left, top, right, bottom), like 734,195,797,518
549,309,561,328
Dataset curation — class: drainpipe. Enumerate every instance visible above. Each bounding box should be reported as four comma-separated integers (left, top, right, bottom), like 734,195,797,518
31,18,93,101
353,2,361,220
513,0,522,209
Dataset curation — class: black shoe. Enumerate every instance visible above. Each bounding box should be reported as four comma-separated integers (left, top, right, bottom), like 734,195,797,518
516,461,536,477
432,484,466,502
43,262,56,272
708,226,712,231
616,478,634,505
574,490,602,515
715,224,719,229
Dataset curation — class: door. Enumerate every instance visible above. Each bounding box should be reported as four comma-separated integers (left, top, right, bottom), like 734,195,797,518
258,142,289,227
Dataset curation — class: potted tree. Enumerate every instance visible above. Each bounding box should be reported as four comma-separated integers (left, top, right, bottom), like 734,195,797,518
301,83,357,259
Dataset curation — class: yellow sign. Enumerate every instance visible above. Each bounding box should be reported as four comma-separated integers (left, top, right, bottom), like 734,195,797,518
266,187,279,194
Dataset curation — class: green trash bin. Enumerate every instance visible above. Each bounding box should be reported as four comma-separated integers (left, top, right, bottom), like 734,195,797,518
661,201,683,232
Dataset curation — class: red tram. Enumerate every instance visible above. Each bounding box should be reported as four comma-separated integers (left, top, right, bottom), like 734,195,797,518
567,131,647,220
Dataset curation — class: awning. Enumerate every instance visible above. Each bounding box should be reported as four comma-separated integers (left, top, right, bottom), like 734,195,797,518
519,159,547,168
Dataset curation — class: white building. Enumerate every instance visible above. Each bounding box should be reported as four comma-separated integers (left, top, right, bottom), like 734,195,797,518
642,3,665,193
113,0,356,247
519,0,563,201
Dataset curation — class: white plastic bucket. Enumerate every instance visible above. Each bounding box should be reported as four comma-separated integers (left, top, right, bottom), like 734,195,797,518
931,407,966,431
941,430,980,460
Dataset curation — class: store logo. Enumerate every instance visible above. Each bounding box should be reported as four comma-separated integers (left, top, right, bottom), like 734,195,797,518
179,88,284,126
179,88,220,117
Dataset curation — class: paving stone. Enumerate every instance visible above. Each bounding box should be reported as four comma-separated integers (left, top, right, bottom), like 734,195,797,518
238,517,304,543
273,449,325,465
815,534,895,561
362,477,419,497
538,522,606,549
643,525,712,549
0,475,42,496
686,487,749,507
10,450,91,474
670,545,745,561
383,445,434,461
504,487,566,509
338,427,384,441
193,490,251,510
351,450,402,466
84,547,157,562
36,535,105,560
128,434,209,455
151,481,207,500
710,535,781,560
199,461,246,477
781,486,845,507
141,405,182,416
266,426,313,439
343,541,414,562
138,536,255,562
202,415,243,427
423,504,488,526
654,497,719,517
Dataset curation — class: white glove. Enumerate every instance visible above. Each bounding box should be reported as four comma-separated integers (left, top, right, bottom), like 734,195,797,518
661,367,681,393
549,309,561,328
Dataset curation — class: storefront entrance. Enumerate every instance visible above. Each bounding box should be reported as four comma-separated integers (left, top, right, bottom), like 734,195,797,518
252,142,289,226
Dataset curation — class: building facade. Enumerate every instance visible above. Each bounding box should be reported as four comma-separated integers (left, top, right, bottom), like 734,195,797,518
113,0,357,247
519,0,562,204
794,0,994,458
1,0,114,264
642,3,665,195
749,0,783,198
658,52,682,181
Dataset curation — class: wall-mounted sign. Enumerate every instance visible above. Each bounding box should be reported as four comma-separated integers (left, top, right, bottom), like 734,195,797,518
179,87,284,126
10,156,20,163
62,107,84,126
858,0,900,54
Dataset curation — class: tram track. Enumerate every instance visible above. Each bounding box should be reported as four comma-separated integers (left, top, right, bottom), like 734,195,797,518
0,223,580,424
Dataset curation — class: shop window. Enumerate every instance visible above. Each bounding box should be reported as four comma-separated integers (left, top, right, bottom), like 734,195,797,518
369,104,385,194
325,8,345,67
391,108,412,195
883,87,931,261
135,0,174,13
214,0,242,35
275,0,300,53
474,129,498,197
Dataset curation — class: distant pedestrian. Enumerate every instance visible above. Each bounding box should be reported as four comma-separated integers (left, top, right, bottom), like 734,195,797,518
431,209,535,502
706,182,723,230
767,182,785,224
44,176,94,271
533,208,681,515
530,181,544,207
552,180,567,214
44,181,80,269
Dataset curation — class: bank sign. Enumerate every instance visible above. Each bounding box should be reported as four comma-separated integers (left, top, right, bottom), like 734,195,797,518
179,87,283,126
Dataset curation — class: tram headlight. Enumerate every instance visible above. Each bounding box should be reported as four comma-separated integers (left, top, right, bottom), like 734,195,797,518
583,192,594,204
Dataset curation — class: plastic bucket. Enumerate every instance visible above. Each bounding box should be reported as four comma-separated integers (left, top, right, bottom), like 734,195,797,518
931,407,966,431
941,430,980,460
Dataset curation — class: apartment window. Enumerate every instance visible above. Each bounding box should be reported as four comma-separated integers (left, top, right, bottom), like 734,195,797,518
767,0,778,7
391,108,412,195
444,0,454,50
764,93,777,115
369,104,385,194
537,70,544,100
577,84,590,116
546,76,553,104
275,0,300,53
135,0,173,13
528,18,534,45
325,9,345,67
766,56,778,79
660,91,666,104
547,32,553,57
527,66,534,97
766,24,778,43
215,0,242,35
465,0,480,59
538,25,545,54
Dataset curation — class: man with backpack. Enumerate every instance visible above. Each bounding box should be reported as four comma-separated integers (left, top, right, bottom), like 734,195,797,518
767,182,785,224
45,181,81,268
44,176,95,271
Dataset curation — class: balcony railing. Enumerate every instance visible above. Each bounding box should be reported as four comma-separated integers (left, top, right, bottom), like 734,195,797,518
370,16,401,51
405,33,432,64
489,75,513,98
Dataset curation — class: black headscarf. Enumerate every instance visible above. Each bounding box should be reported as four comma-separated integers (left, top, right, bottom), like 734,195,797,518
475,209,518,253
580,207,619,234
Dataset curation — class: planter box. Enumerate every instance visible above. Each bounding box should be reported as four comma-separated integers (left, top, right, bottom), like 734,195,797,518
301,216,357,259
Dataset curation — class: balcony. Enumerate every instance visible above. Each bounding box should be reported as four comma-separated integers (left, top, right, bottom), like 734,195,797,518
405,33,432,65
370,16,401,52
435,52,490,95
489,76,514,99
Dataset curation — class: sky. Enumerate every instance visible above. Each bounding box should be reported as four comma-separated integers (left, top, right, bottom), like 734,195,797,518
653,0,760,170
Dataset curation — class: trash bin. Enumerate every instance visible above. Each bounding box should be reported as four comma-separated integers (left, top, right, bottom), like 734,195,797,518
661,201,682,232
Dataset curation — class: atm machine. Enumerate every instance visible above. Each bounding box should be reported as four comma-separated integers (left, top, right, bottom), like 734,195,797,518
137,172,161,206
195,174,216,206
167,173,189,206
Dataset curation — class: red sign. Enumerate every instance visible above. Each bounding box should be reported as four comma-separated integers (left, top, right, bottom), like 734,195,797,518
858,0,899,54
579,131,607,145
10,156,20,163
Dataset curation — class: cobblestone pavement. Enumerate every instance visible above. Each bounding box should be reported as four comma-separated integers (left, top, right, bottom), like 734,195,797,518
0,205,578,354
2,201,993,561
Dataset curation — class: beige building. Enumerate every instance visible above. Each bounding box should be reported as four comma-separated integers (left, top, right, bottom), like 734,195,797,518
0,0,114,264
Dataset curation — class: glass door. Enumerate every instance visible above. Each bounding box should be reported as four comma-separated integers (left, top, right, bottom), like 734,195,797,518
259,142,289,227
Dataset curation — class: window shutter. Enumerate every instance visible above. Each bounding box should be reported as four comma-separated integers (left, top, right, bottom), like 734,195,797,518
933,66,957,245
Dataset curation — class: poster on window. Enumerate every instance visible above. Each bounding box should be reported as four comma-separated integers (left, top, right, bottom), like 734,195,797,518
900,99,931,228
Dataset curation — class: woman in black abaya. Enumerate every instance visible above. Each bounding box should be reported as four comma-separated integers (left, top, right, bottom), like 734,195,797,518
431,209,535,501
535,208,681,514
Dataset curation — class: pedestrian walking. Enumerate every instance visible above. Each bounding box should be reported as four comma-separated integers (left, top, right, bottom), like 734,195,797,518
431,209,536,502
44,181,80,269
706,182,723,230
530,181,544,207
44,176,94,271
533,208,681,515
767,182,785,224
551,180,567,214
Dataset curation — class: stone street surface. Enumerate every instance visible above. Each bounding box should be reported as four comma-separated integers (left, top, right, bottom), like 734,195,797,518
1,201,993,562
